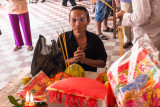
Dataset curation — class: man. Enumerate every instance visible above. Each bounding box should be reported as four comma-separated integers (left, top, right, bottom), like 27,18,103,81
94,0,113,40
117,0,160,51
115,0,132,48
57,6,107,72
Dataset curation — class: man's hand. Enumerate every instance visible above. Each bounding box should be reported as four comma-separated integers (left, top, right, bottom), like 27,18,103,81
73,47,85,63
115,0,119,5
116,10,125,20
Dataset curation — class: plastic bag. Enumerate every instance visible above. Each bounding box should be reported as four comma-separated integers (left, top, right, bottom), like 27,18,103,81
107,34,160,107
31,35,65,77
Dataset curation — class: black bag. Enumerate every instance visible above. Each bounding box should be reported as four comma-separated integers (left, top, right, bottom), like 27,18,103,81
31,35,65,77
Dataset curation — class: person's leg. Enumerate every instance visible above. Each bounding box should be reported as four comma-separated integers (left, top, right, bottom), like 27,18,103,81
69,0,76,6
102,0,113,32
102,17,114,32
0,30,2,35
95,21,102,35
62,0,68,6
8,14,24,48
95,20,108,40
102,18,108,31
121,2,132,48
18,12,33,50
94,0,108,40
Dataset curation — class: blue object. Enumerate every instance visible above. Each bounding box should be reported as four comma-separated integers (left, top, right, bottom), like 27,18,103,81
120,73,148,93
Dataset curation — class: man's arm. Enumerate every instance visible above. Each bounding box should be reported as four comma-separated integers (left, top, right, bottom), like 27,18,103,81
81,58,106,68
66,56,106,68
66,47,106,68
122,0,151,27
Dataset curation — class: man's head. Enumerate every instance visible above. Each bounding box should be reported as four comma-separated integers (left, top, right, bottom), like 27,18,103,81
69,6,90,20
69,6,90,36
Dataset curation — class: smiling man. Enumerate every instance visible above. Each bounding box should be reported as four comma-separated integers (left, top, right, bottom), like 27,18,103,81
57,6,107,72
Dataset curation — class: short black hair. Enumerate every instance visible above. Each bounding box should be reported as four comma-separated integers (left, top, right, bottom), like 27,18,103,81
69,6,90,20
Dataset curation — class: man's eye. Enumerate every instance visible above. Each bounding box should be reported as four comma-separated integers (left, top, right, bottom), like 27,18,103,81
79,18,85,22
72,19,76,22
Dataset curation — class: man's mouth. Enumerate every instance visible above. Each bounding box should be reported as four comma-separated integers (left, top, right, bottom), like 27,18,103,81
76,28,82,30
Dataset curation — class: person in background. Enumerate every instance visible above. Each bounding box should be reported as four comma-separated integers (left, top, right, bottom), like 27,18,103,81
62,0,77,7
115,0,132,48
4,0,33,51
94,0,113,40
57,6,107,72
116,0,160,51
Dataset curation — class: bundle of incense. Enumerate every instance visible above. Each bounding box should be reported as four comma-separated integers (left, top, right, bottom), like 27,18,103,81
57,31,67,68
57,30,70,73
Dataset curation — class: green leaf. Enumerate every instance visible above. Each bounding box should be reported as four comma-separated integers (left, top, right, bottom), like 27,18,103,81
19,104,24,107
16,99,20,102
20,100,25,107
12,104,20,107
8,95,19,105
21,100,25,104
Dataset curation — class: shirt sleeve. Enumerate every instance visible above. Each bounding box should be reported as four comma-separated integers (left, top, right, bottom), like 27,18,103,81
122,0,151,27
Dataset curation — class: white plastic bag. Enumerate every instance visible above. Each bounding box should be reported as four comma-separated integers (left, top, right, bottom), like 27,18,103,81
108,34,160,107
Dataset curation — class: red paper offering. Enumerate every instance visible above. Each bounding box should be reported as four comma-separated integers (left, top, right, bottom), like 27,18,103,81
50,72,70,83
46,77,108,107
17,71,51,102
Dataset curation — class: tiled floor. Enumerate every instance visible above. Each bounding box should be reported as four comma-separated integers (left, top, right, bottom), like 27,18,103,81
0,0,131,90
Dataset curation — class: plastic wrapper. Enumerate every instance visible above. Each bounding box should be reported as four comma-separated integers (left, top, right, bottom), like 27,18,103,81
107,34,160,107
17,71,51,102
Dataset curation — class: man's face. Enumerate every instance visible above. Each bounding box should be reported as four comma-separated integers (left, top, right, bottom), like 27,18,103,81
69,10,90,35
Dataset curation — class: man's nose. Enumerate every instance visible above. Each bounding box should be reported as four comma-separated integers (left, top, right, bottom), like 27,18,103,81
75,20,81,26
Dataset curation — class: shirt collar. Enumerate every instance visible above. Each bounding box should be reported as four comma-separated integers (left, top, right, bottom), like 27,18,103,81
68,30,74,40
68,30,89,40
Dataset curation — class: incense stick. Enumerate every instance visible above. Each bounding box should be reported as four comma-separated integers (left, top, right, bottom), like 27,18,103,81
118,26,124,56
57,31,67,68
62,32,70,68
120,27,124,56
100,0,117,12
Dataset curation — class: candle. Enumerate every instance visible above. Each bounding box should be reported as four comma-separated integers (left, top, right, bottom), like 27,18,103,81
25,92,35,107
26,91,29,103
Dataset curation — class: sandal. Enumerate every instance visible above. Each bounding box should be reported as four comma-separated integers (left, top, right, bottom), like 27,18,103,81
103,27,114,32
27,45,33,51
13,46,22,51
97,33,108,40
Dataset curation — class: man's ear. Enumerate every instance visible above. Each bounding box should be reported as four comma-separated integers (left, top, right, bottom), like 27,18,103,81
69,18,70,23
87,19,90,25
